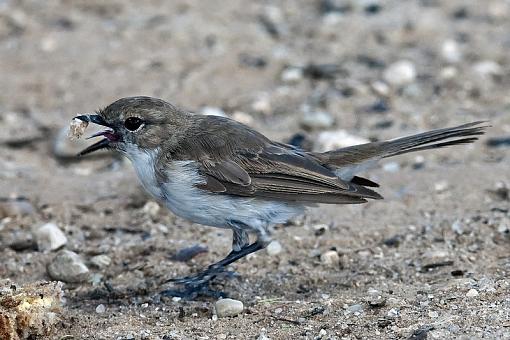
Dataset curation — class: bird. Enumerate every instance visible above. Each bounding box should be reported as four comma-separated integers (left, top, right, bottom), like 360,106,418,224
73,96,487,298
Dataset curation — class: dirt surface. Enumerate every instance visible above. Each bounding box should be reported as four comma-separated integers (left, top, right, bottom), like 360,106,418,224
1,0,510,339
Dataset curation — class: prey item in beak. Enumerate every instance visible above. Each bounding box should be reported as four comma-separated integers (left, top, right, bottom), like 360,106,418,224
71,114,118,156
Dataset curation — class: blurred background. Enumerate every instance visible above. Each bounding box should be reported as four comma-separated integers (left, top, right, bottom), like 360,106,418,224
1,0,509,339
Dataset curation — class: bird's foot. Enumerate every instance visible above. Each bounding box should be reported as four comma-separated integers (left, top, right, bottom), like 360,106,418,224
161,266,237,299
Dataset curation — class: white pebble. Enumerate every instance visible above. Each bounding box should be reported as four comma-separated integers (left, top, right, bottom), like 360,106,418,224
214,298,244,317
451,220,464,235
266,240,283,256
320,250,340,266
281,67,303,83
316,130,369,152
90,254,112,269
466,289,479,297
428,310,439,318
96,304,106,314
387,308,399,317
473,60,502,78
301,110,334,129
383,60,417,86
34,222,67,252
142,201,160,218
382,162,400,173
441,40,462,63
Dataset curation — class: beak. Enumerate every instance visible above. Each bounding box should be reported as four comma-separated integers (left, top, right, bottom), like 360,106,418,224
75,114,111,127
74,114,118,156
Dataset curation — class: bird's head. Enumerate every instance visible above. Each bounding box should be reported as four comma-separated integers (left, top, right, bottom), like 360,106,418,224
75,96,188,157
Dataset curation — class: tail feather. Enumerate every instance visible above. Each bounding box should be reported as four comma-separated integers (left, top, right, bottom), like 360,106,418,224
382,121,487,158
312,121,489,181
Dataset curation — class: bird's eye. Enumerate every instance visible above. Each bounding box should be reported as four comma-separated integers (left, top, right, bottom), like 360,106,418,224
124,117,144,131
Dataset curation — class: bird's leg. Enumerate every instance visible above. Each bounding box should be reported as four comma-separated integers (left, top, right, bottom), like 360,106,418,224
161,223,268,299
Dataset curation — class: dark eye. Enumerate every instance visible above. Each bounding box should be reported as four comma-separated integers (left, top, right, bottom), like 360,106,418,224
124,117,144,131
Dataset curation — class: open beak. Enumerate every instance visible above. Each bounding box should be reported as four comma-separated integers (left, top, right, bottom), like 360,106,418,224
74,115,120,156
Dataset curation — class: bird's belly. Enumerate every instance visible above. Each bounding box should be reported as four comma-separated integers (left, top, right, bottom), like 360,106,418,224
161,161,303,229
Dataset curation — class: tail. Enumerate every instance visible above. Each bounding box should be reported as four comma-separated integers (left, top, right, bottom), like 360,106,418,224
312,121,489,180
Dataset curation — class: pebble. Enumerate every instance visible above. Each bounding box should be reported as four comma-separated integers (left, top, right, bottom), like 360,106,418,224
466,289,479,297
251,95,272,114
320,250,340,266
345,304,363,314
96,304,106,314
497,220,509,234
281,67,303,83
473,60,502,79
0,199,35,218
383,60,416,86
214,298,244,317
90,254,112,269
451,220,464,235
387,308,399,317
266,240,283,256
441,40,462,63
200,107,227,117
371,81,390,97
316,130,369,152
440,66,458,80
142,201,160,218
382,162,400,173
434,181,449,193
33,223,67,252
0,112,44,146
47,250,90,283
232,111,254,125
300,110,334,130
428,310,439,318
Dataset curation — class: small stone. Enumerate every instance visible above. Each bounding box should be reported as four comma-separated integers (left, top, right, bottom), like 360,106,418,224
90,254,112,269
382,162,400,173
451,220,464,235
383,60,416,86
319,329,327,336
320,250,340,266
466,289,478,297
316,130,369,152
428,310,439,318
33,223,67,252
142,201,160,218
301,110,334,129
200,107,227,117
281,67,303,83
497,220,509,234
251,95,272,114
434,181,449,193
266,240,283,256
95,304,106,314
371,81,390,97
0,198,35,218
441,40,462,63
257,328,270,340
387,308,399,317
0,112,44,146
214,298,244,318
440,66,458,80
346,304,363,314
232,111,254,125
47,250,90,283
473,60,502,79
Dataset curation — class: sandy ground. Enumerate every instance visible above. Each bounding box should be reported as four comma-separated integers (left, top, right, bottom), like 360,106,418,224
1,0,510,339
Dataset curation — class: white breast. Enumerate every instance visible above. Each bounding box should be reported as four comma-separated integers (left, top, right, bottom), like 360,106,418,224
124,145,163,199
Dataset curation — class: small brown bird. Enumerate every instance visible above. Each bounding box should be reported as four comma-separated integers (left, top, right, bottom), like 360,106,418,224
74,96,487,298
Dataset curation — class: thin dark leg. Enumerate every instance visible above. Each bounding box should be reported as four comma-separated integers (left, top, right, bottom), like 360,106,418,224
160,242,264,299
